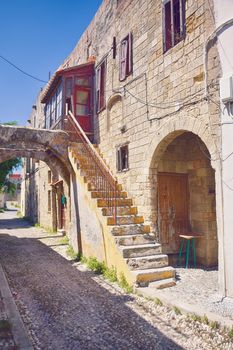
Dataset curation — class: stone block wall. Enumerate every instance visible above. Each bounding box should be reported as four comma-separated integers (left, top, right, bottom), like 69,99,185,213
61,0,220,227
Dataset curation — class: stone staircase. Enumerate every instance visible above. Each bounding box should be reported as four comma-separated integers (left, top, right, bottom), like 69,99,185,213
69,143,175,289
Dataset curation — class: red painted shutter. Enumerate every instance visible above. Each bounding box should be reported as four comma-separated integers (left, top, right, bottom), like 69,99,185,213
164,1,172,52
127,33,132,75
96,66,101,111
100,61,106,109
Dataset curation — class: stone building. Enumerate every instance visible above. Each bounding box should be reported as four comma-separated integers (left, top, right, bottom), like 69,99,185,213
23,0,233,298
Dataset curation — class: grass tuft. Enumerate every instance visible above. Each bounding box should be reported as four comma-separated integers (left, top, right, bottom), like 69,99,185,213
118,272,133,294
173,306,182,315
154,297,163,306
86,256,105,274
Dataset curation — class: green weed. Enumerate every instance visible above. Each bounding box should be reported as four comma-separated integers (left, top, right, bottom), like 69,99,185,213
173,306,182,315
227,326,233,339
59,235,69,245
118,272,133,294
202,314,209,325
154,298,163,306
103,266,117,282
66,245,80,261
210,321,219,330
86,256,105,274
188,313,202,322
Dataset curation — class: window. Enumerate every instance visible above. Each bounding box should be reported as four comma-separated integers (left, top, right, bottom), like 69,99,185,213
119,33,132,81
163,0,185,52
117,144,129,171
48,190,51,213
56,84,62,120
96,59,106,112
44,83,63,128
48,170,52,184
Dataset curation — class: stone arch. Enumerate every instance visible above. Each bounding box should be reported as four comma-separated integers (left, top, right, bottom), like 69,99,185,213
145,118,219,267
0,125,72,184
145,117,219,171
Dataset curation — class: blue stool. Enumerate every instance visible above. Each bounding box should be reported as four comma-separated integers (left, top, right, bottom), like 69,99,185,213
178,234,200,268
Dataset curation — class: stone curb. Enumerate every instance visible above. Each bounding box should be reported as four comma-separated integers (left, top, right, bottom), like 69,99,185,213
0,264,33,350
136,287,233,329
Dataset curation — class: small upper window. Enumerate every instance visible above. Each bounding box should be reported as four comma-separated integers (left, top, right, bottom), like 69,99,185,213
119,33,132,81
96,59,107,112
163,0,185,52
117,144,129,172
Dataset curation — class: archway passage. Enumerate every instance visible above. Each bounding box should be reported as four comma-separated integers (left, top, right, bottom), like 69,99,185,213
151,131,218,267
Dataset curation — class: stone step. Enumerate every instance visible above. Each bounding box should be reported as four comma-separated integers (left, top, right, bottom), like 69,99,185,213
102,206,137,216
107,216,144,226
97,198,133,207
132,266,175,286
120,243,161,258
88,183,123,192
126,254,168,270
91,191,127,199
111,224,150,236
115,233,154,246
148,277,176,289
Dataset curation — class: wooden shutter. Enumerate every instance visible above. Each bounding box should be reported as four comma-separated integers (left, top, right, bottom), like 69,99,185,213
127,33,133,75
96,66,101,111
120,39,127,81
100,61,106,109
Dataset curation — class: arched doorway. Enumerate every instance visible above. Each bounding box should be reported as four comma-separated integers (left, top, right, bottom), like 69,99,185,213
150,131,218,267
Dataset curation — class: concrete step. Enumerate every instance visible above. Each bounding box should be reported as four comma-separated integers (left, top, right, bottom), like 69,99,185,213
120,243,161,258
97,198,133,207
107,216,144,226
91,191,127,199
126,254,168,270
132,266,175,286
111,224,150,236
148,277,176,289
102,206,137,216
115,233,155,246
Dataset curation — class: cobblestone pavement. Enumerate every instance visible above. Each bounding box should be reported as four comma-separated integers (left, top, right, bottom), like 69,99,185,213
0,290,17,350
0,209,232,350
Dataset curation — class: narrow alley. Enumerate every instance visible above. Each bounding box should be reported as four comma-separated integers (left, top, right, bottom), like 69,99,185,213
0,208,232,350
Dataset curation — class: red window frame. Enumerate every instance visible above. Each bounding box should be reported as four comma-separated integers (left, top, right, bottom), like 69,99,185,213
96,59,107,112
119,33,132,81
163,0,185,52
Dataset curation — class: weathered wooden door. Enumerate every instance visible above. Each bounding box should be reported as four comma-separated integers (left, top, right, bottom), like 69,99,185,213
158,173,189,253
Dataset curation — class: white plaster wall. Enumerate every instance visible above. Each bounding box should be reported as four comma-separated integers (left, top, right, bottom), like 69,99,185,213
214,0,233,297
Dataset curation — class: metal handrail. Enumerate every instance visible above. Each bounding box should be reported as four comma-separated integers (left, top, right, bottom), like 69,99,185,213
65,111,118,224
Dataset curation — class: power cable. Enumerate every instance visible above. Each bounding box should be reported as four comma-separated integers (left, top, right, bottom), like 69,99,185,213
0,54,47,83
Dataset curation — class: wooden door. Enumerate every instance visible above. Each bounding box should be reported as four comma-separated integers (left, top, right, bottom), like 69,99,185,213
158,173,189,253
74,87,92,134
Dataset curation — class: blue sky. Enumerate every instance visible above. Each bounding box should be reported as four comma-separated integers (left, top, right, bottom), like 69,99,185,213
0,0,102,126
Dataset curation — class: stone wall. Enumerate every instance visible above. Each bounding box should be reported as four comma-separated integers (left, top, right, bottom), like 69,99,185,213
61,0,220,226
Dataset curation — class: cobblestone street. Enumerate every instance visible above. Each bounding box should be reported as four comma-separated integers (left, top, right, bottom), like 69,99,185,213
0,209,232,350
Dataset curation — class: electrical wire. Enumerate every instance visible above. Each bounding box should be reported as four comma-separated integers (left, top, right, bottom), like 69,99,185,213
0,54,47,83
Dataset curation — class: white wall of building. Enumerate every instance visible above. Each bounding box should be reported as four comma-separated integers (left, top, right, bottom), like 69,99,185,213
214,0,233,297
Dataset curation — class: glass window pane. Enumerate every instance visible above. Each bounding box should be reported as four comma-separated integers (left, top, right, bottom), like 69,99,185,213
76,104,89,116
76,90,89,104
75,77,90,86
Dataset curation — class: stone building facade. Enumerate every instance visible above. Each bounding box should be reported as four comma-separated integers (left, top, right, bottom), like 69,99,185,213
23,0,233,297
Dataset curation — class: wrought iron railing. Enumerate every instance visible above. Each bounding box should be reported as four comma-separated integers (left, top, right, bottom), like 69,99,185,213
64,111,119,224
